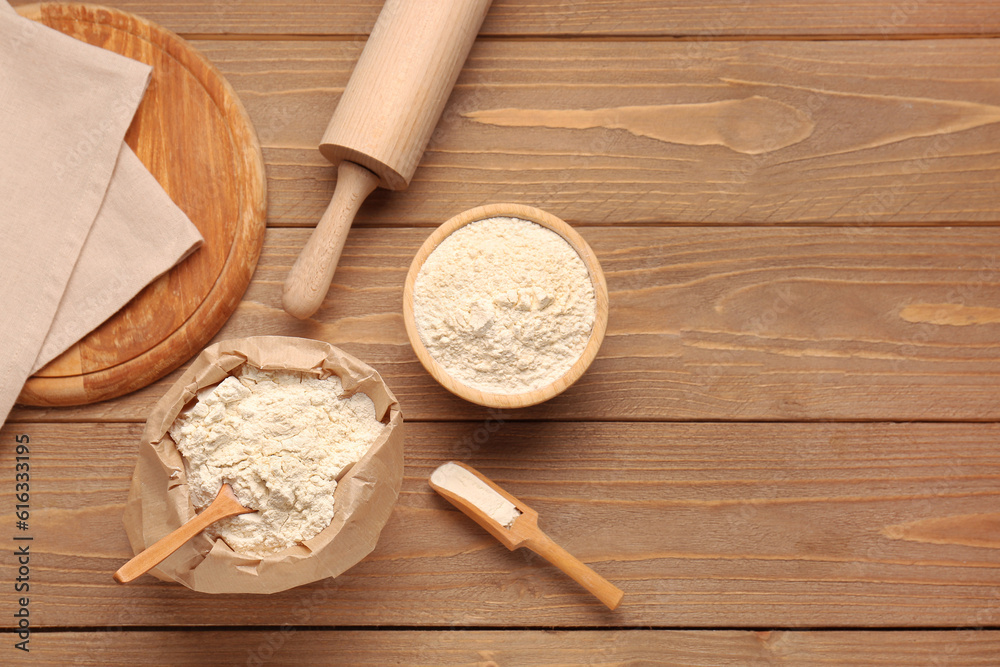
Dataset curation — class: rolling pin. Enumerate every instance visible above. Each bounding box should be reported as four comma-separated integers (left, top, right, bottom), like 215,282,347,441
282,0,494,319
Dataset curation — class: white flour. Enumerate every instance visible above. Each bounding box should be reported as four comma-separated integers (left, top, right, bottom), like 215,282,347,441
413,216,596,394
168,366,384,558
430,462,521,529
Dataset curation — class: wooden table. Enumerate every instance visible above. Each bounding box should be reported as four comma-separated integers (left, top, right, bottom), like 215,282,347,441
4,1,1000,664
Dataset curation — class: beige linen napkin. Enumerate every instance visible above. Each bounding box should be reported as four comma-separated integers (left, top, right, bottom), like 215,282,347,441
0,2,203,421
31,144,204,373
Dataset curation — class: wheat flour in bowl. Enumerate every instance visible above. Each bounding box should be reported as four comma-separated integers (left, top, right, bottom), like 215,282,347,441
412,216,596,395
168,365,385,558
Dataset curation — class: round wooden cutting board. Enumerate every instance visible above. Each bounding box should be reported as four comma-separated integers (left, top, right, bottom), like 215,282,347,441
16,3,267,407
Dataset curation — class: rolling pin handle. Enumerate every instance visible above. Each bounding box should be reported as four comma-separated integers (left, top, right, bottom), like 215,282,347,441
282,160,380,319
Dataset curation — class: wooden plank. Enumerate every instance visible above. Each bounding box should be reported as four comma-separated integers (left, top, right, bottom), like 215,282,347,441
10,226,1000,423
2,421,998,628
23,630,1000,666
10,0,1000,37
184,39,1000,227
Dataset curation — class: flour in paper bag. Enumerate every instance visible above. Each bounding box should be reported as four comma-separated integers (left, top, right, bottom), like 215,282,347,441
169,366,385,558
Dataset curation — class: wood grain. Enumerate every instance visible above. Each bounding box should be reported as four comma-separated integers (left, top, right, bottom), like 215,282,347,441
3,421,998,628
10,227,1000,423
22,630,1000,666
184,38,1000,226
16,4,266,406
5,0,997,658
9,0,1000,37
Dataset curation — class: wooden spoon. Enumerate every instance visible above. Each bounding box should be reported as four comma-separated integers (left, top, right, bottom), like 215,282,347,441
113,484,255,584
429,461,624,610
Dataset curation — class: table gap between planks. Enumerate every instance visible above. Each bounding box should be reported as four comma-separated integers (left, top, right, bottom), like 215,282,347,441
4,0,1000,665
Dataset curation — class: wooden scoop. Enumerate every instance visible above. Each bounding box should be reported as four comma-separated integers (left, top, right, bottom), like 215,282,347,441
429,461,624,611
113,484,255,584
281,0,493,319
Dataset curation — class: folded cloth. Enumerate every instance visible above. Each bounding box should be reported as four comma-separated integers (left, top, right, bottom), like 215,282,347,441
0,2,203,422
31,144,204,373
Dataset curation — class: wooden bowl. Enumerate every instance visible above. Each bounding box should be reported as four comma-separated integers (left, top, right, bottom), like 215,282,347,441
402,203,608,409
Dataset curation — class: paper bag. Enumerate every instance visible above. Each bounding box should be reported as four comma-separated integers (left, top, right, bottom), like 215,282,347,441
122,336,404,594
